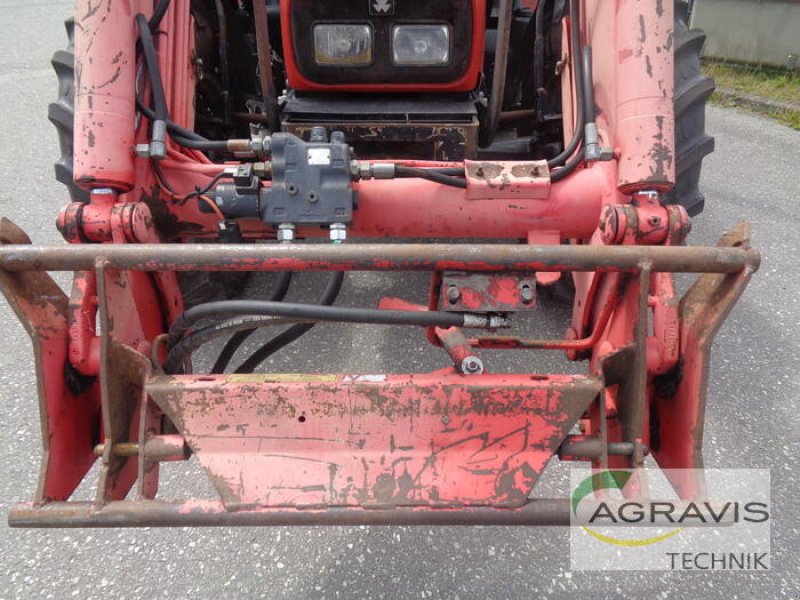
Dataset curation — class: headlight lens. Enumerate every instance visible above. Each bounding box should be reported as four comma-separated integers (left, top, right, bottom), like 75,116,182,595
313,24,373,66
392,25,450,66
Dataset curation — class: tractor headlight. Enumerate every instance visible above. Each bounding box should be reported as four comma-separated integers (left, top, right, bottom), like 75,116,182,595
313,24,373,66
391,25,450,66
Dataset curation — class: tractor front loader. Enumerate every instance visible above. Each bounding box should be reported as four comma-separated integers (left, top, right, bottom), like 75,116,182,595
0,0,759,527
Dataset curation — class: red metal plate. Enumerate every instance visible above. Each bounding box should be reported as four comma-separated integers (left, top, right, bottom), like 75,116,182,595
147,372,601,509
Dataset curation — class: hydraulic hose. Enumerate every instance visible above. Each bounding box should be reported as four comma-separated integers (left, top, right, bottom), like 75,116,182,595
164,315,290,374
234,272,345,374
135,13,168,159
581,45,601,161
211,271,294,373
550,147,584,182
394,165,467,189
582,46,596,126
135,97,208,141
148,0,170,33
136,9,245,154
169,300,471,352
546,0,585,170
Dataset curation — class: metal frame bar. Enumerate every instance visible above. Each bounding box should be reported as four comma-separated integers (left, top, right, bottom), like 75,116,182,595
0,242,758,274
0,223,760,527
9,499,572,527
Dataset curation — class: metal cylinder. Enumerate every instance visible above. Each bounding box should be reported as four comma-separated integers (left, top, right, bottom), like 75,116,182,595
615,0,675,193
73,0,138,191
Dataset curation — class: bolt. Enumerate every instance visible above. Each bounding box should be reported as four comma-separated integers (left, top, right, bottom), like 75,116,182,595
277,224,295,242
446,285,461,304
633,190,660,206
600,206,620,244
309,126,328,143
519,283,535,305
329,223,347,243
648,215,661,226
598,146,615,161
461,357,485,375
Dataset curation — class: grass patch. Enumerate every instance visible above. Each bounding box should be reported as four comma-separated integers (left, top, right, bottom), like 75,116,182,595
702,60,800,129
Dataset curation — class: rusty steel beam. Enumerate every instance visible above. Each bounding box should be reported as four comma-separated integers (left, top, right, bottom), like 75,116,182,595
0,236,759,276
8,499,572,527
8,497,734,528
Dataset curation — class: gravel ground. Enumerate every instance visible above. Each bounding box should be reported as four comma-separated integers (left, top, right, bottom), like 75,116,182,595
0,1,797,598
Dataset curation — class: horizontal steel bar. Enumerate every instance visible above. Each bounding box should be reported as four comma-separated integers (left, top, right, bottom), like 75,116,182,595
9,499,572,527
9,498,731,528
0,242,759,274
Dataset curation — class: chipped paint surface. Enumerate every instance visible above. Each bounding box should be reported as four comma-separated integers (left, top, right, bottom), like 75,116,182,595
147,373,601,509
614,0,676,192
464,160,551,200
73,0,138,190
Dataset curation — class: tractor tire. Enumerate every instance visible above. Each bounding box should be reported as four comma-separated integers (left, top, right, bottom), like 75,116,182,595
49,18,88,203
668,1,715,216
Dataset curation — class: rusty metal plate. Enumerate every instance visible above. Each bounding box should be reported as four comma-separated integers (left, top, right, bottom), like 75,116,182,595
147,373,601,510
439,272,537,312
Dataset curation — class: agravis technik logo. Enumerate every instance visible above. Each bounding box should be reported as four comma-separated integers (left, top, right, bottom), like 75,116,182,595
569,468,772,570
571,470,684,547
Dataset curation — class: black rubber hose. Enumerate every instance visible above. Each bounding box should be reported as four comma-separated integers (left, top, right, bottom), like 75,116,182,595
550,148,584,182
135,97,208,141
211,271,294,373
169,136,232,152
546,0,585,170
148,0,170,32
413,167,467,176
136,10,237,154
135,13,168,157
394,165,467,189
582,46,596,125
234,272,345,374
169,300,466,348
164,316,289,374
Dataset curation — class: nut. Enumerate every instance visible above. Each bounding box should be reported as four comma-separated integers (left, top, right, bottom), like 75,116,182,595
329,223,347,243
461,357,485,375
446,285,461,304
277,224,295,242
519,283,535,305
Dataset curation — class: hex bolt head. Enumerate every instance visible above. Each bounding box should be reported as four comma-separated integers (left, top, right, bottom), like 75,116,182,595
277,224,295,242
520,283,534,304
446,285,461,304
461,357,485,375
329,223,347,243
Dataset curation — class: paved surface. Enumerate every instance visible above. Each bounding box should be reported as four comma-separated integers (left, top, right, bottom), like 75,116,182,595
0,2,798,598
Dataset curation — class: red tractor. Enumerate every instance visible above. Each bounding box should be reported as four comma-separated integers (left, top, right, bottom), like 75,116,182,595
0,0,759,527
